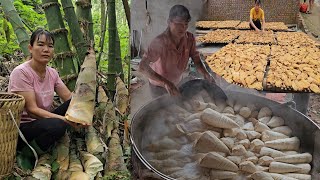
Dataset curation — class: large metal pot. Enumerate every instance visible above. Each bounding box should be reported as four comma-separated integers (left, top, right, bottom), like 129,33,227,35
131,83,320,179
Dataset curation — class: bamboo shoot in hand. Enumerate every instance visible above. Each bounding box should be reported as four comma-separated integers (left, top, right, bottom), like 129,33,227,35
66,48,96,125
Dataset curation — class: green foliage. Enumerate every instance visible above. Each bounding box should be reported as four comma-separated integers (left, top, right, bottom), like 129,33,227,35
13,0,47,30
103,171,131,180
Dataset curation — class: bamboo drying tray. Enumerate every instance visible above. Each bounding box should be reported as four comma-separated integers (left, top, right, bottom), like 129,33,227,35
235,30,276,45
0,92,25,177
236,21,251,30
197,29,241,44
276,32,318,47
265,45,320,93
205,43,270,90
265,22,288,31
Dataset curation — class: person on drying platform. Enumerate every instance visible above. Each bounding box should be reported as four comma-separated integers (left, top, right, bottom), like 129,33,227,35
139,4,215,97
8,28,79,170
249,0,265,32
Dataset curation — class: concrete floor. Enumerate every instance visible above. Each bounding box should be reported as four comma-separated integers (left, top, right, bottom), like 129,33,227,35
301,0,320,38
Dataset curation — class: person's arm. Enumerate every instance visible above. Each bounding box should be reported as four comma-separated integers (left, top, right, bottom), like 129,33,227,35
138,38,179,96
250,18,260,32
261,9,265,31
54,76,72,102
139,56,179,96
15,91,65,120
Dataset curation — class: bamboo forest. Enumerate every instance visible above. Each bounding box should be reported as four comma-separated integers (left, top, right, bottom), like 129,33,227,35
0,0,131,179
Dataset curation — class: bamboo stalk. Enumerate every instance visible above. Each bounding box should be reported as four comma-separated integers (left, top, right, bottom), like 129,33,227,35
65,48,96,125
1,0,30,56
60,0,88,65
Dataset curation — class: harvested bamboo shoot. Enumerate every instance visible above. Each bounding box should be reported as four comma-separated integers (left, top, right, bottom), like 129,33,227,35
80,151,104,179
115,76,129,116
69,150,83,172
86,126,104,155
258,156,274,166
105,130,128,174
56,133,70,171
32,154,52,180
69,172,90,180
239,161,257,173
66,48,96,125
260,147,286,158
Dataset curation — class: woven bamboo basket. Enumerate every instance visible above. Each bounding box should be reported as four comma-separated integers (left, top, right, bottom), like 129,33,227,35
0,92,25,177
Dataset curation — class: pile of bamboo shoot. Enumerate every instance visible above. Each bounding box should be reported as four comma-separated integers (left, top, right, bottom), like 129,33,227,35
143,90,313,180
